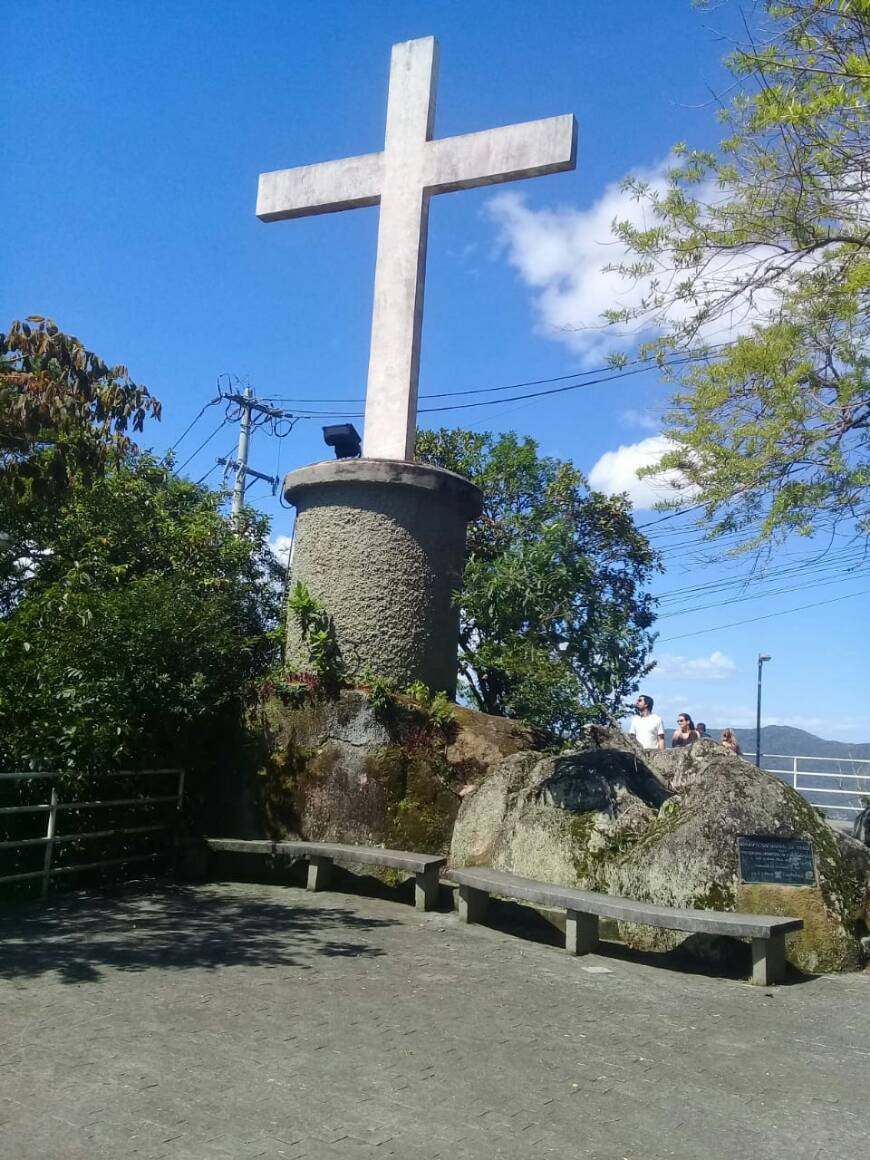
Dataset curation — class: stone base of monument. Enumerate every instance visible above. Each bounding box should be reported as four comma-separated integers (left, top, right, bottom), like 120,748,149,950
283,459,483,695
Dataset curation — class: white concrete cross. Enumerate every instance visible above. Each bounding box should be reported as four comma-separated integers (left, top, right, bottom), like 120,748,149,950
257,36,577,460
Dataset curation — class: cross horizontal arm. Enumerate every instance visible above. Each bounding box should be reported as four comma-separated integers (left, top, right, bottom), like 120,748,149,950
257,151,384,222
424,114,577,195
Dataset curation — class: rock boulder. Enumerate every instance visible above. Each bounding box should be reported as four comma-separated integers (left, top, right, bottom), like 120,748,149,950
450,732,870,973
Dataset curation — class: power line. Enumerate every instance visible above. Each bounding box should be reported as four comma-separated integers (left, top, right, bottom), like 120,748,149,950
194,462,222,486
656,566,867,619
262,346,729,414
175,418,228,474
654,546,867,605
419,363,662,413
656,587,870,643
255,361,671,420
167,397,220,453
635,503,708,531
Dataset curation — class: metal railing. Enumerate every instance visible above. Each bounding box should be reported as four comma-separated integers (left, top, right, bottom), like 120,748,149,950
752,753,870,821
0,769,185,899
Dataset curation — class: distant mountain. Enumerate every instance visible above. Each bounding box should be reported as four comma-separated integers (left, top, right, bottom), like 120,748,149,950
727,725,870,762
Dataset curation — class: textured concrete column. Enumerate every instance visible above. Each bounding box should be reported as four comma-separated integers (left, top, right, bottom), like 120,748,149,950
306,855,333,892
456,884,489,924
283,458,483,696
414,864,440,912
751,934,787,986
565,909,599,956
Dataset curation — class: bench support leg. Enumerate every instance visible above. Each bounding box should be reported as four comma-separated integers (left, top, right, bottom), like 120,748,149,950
307,855,333,892
457,884,488,924
415,865,440,911
751,934,786,985
565,909,599,955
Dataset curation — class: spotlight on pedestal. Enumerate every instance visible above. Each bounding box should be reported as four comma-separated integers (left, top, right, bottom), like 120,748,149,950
323,423,362,459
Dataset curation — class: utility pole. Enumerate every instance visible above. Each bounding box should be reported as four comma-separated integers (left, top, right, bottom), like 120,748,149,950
231,387,253,521
755,653,771,768
220,386,291,526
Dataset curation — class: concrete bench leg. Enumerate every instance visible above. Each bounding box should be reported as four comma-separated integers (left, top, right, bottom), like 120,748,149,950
307,855,333,892
415,865,440,911
751,934,786,985
457,884,489,924
565,909,599,955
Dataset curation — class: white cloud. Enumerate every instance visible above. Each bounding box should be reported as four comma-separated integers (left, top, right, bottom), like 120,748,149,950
587,434,695,510
620,408,660,432
270,535,293,567
485,163,799,364
653,651,737,682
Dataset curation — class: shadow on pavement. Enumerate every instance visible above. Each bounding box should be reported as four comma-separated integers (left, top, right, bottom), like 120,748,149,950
0,881,397,985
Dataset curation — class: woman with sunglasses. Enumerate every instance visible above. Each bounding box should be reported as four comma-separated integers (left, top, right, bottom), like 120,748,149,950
671,713,700,748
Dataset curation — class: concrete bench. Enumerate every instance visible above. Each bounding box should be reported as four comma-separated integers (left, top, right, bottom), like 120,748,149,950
448,866,803,985
206,838,446,911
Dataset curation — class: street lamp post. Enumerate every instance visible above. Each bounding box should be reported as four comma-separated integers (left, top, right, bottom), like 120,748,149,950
756,653,771,768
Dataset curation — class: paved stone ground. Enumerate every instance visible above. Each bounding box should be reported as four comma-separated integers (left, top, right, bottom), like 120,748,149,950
1,879,868,1160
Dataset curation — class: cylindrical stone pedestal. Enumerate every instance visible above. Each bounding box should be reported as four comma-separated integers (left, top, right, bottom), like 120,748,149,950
283,459,483,695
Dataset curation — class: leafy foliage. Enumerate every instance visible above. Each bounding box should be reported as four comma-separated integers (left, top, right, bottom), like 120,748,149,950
364,673,400,718
286,581,347,696
607,0,870,547
0,317,161,503
0,456,281,771
404,680,455,733
416,429,660,739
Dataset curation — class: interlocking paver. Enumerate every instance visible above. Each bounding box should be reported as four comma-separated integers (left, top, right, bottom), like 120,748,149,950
0,880,868,1159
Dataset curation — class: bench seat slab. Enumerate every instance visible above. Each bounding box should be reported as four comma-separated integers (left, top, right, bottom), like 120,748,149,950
206,838,445,876
448,866,802,940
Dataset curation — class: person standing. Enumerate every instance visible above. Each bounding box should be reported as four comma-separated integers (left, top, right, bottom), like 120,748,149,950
721,728,742,755
696,722,708,740
672,714,700,748
671,714,700,748
628,695,665,751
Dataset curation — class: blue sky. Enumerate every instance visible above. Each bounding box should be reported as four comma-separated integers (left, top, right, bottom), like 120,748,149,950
4,1,867,743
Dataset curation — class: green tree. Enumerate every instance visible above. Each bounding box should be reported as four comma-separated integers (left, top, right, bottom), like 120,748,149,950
0,455,281,771
0,317,160,503
608,0,869,547
416,428,660,739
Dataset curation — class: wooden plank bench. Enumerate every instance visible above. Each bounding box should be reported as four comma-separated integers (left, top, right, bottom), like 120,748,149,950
448,866,803,985
206,838,446,911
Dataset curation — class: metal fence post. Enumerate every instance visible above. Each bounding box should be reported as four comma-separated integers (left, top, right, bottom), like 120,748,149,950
793,756,798,792
172,769,186,875
40,785,58,901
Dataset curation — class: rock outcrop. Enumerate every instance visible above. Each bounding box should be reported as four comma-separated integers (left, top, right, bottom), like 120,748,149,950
215,695,869,973
450,732,870,973
230,689,539,855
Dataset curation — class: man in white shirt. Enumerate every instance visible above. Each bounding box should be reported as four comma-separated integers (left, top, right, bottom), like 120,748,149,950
628,694,665,751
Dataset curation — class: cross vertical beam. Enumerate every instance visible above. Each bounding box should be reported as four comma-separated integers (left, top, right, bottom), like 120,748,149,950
364,38,438,460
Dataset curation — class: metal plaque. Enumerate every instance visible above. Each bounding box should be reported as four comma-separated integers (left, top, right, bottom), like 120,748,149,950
738,836,817,886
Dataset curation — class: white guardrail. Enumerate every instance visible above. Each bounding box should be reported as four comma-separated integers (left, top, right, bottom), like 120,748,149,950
0,769,185,899
752,754,870,821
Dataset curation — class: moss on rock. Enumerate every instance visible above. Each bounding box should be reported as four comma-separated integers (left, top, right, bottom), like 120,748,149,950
226,690,537,863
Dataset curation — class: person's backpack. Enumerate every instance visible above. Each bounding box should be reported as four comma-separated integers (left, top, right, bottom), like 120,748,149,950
852,805,870,847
